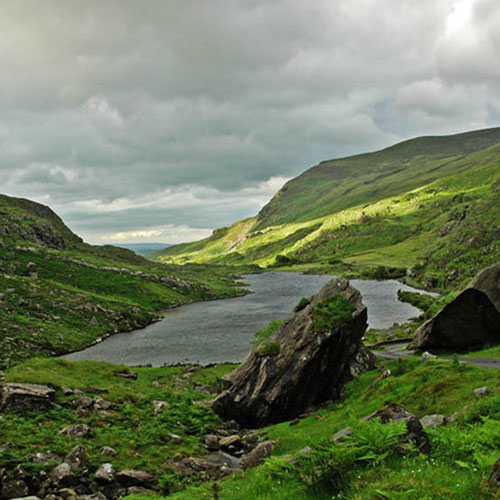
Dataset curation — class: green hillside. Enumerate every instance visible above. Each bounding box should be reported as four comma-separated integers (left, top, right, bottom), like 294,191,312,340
0,194,251,368
154,128,500,291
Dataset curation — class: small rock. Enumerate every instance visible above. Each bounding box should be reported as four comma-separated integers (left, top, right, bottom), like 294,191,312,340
153,400,170,415
420,414,446,429
89,316,98,327
240,441,275,469
421,351,437,362
8,497,41,500
32,451,62,463
64,445,89,470
79,493,107,500
58,424,92,438
219,435,243,452
116,470,155,488
100,446,118,457
168,433,182,442
0,383,55,413
204,434,220,451
113,370,138,380
95,463,115,484
331,426,353,443
49,463,74,487
474,386,491,397
1,480,29,499
57,488,78,499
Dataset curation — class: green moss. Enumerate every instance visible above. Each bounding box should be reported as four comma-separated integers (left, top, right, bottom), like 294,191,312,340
256,341,280,357
311,294,355,332
251,319,285,347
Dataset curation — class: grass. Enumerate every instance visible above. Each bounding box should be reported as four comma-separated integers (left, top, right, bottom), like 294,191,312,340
311,294,355,332
3,355,500,499
148,357,500,499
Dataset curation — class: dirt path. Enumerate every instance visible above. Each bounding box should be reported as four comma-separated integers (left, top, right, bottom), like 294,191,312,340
373,342,500,370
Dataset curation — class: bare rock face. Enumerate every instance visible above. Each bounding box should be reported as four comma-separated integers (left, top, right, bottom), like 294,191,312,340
212,279,374,427
470,262,500,312
0,383,55,413
412,265,500,352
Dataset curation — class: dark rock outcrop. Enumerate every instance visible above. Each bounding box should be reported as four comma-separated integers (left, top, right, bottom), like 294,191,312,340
0,384,55,413
363,403,431,455
412,288,500,352
212,279,375,427
470,262,500,312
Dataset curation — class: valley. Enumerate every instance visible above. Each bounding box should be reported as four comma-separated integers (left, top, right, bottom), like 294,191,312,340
1,127,500,500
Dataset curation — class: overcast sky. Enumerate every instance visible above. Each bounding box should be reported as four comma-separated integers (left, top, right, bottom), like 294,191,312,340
1,0,499,244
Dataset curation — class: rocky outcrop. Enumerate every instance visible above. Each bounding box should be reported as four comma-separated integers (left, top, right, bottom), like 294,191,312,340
0,384,55,413
412,264,500,352
469,262,500,312
212,279,375,427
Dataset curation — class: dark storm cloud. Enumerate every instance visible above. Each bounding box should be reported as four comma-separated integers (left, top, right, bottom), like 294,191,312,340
0,0,499,243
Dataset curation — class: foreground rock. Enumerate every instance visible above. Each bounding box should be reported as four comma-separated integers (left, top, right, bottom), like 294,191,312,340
412,287,500,352
363,403,431,454
212,279,375,427
0,384,55,413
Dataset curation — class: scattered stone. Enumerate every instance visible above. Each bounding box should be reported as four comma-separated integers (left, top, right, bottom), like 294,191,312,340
331,426,353,443
0,383,55,413
116,470,155,488
79,493,107,500
421,351,437,362
240,441,275,469
204,434,220,451
8,497,41,500
474,386,491,397
219,435,243,452
213,279,375,426
363,403,431,454
95,463,115,484
88,316,98,327
58,424,92,438
168,433,182,442
100,446,118,457
57,487,78,499
152,400,170,415
1,480,29,499
420,414,446,429
113,370,138,380
64,445,89,470
49,463,74,487
32,451,61,464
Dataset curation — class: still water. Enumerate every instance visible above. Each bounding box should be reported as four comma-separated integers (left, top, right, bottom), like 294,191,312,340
64,272,431,366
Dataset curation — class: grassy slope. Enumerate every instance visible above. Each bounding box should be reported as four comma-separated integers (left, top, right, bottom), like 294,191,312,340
155,137,500,292
3,356,500,500
0,194,252,368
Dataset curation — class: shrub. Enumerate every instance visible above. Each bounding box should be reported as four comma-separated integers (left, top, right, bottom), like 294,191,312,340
256,341,280,357
294,297,311,312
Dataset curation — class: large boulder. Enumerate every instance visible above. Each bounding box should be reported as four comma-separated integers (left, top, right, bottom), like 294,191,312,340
412,288,500,352
469,262,500,312
0,384,55,413
212,279,375,427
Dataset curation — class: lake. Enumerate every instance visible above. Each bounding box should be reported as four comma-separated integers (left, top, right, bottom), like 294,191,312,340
64,272,432,366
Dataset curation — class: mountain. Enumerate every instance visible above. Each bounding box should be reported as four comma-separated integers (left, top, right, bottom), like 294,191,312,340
112,242,172,256
154,127,500,290
0,194,247,368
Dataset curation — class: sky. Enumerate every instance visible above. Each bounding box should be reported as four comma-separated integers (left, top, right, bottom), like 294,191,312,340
1,0,500,245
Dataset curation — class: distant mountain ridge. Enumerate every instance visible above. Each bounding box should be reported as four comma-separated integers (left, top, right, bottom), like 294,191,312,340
113,242,171,256
155,126,500,290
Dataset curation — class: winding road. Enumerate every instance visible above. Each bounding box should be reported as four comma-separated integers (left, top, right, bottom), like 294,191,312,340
373,342,500,370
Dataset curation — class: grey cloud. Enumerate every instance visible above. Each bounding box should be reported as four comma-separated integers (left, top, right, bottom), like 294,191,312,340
0,0,499,243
